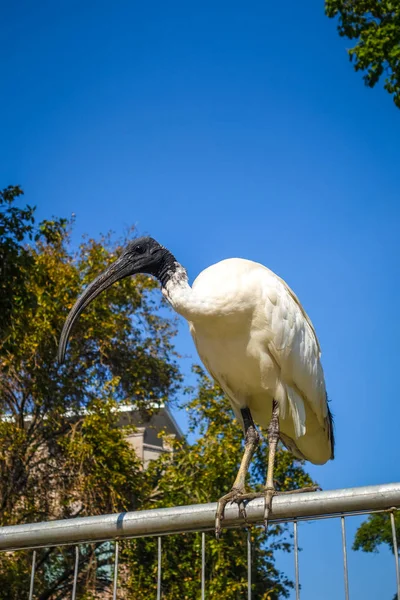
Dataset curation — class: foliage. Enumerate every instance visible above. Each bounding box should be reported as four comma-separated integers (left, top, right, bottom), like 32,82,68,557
0,185,35,343
353,510,400,554
0,187,180,598
326,0,400,107
353,511,400,599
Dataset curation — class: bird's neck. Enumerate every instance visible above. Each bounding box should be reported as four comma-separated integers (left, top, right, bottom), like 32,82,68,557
156,249,185,289
155,251,200,319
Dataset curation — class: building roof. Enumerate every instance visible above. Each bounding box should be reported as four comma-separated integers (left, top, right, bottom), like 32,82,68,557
1,402,184,440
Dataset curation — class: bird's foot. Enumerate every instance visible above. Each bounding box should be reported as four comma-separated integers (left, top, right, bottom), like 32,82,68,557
234,486,276,533
215,487,248,539
226,485,321,533
266,484,320,529
215,486,277,538
214,485,321,538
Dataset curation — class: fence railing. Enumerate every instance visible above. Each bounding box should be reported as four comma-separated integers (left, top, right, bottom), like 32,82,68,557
1,482,400,599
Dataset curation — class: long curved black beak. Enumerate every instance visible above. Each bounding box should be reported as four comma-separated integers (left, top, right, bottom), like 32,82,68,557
58,254,136,364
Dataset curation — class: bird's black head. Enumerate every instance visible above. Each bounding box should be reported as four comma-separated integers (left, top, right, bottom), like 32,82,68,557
123,236,170,276
58,236,175,363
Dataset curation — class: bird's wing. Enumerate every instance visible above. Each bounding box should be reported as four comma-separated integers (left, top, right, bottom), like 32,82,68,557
261,268,329,436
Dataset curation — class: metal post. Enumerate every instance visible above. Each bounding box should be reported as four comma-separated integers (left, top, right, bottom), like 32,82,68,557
341,516,349,600
247,530,251,600
71,546,79,600
112,541,119,600
201,532,205,600
157,536,162,600
390,511,400,598
28,550,36,600
293,520,300,600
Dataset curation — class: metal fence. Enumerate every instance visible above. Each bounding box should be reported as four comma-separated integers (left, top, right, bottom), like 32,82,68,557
1,482,400,599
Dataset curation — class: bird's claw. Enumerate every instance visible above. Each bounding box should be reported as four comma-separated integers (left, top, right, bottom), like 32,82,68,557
215,487,247,539
263,487,275,534
233,496,248,521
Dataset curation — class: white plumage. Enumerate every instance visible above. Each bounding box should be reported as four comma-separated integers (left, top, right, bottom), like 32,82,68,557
164,257,333,466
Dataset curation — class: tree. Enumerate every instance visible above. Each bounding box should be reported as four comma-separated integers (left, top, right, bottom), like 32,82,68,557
353,511,400,599
0,188,180,598
326,0,400,107
0,187,316,599
0,186,36,343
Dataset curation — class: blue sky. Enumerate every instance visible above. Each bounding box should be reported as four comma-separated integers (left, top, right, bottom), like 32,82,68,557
1,1,399,597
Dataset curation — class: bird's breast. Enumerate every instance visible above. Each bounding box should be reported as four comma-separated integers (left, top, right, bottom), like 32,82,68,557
190,319,279,407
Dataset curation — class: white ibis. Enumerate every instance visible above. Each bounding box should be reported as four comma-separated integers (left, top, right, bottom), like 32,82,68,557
59,237,334,536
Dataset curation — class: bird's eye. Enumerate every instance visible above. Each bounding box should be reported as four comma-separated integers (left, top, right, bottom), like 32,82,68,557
135,245,145,255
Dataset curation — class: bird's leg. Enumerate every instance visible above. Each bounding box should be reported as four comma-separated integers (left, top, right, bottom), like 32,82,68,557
263,400,321,510
235,401,321,531
215,408,260,538
263,399,280,529
229,400,280,531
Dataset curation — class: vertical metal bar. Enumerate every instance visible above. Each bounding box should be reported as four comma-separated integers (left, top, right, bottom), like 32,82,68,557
71,546,79,600
390,511,400,599
341,516,350,600
293,520,300,600
157,536,162,600
112,541,119,600
247,530,251,600
28,550,36,600
201,532,205,600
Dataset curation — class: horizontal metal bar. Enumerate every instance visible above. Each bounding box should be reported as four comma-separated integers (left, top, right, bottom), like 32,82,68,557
0,482,399,552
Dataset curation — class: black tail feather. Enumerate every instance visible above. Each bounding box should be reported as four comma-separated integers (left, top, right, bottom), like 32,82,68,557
326,394,335,460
